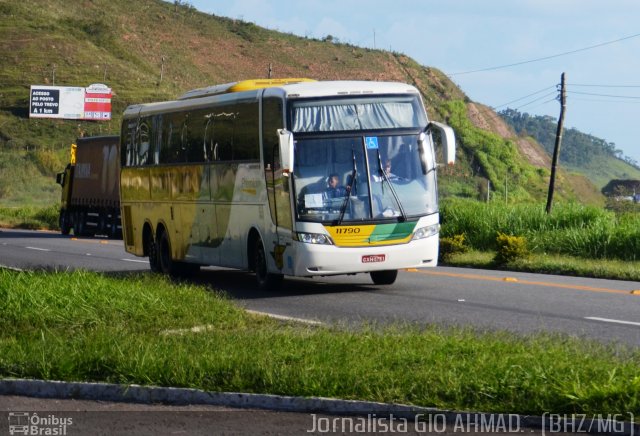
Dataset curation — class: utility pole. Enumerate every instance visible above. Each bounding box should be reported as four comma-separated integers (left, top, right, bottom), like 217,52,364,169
268,63,273,79
505,172,508,204
545,72,567,214
160,56,166,83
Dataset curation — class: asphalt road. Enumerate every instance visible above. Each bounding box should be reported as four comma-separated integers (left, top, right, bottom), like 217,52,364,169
1,396,579,435
1,228,640,346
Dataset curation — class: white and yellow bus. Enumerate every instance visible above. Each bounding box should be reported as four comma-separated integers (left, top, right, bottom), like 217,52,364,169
120,79,455,289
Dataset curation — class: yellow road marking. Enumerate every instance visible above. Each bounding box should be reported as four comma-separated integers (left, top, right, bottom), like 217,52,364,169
411,269,635,296
71,238,113,245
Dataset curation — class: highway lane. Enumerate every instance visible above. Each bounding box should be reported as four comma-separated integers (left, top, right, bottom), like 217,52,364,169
0,228,148,273
2,227,640,346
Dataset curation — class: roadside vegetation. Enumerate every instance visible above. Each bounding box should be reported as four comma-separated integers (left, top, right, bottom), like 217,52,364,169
1,269,639,417
0,204,58,230
440,198,640,263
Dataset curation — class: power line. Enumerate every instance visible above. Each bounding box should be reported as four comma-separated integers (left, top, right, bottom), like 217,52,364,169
512,91,558,111
491,85,556,110
569,83,640,88
567,90,640,99
569,96,640,104
448,31,640,76
519,98,558,111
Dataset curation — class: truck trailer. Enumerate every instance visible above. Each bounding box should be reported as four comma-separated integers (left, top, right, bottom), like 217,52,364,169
55,135,121,238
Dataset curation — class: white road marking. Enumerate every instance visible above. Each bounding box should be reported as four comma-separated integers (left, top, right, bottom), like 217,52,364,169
585,317,640,327
245,309,325,326
25,246,50,252
121,258,149,263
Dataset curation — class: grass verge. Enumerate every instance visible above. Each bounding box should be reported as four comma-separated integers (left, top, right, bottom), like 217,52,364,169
0,204,59,230
444,250,640,282
1,269,639,417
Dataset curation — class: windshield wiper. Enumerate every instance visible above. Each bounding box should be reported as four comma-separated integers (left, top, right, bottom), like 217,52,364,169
375,148,406,222
336,148,358,225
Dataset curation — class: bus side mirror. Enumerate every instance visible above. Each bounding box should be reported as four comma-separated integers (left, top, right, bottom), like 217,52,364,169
277,129,294,176
56,172,65,186
428,121,456,165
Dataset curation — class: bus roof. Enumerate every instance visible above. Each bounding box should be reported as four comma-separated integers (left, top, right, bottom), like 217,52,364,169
123,80,422,118
276,80,421,99
178,78,316,100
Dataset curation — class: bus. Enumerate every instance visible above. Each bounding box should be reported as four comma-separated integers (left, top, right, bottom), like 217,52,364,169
120,79,455,289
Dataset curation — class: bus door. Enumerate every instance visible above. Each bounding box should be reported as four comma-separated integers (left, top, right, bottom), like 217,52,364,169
262,91,294,272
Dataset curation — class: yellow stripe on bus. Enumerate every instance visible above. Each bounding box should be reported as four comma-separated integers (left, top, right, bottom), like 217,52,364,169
229,78,316,93
325,225,413,247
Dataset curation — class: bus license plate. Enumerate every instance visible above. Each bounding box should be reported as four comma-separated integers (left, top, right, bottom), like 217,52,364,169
362,254,385,263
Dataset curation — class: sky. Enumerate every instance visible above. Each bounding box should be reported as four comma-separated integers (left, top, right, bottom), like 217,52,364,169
188,0,640,164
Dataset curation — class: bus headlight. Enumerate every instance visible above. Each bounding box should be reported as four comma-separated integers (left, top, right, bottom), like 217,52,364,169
296,232,333,245
412,224,440,240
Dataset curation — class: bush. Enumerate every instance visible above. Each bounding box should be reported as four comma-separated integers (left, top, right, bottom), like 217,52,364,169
494,232,529,265
439,234,468,262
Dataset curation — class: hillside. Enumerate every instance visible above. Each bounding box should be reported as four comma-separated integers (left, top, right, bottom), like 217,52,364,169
499,109,640,189
0,0,603,206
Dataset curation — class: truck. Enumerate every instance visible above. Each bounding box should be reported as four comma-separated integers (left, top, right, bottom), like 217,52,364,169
55,135,121,238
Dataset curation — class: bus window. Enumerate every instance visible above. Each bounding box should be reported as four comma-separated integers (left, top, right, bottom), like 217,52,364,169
185,110,207,163
137,117,151,165
234,101,259,161
212,108,234,161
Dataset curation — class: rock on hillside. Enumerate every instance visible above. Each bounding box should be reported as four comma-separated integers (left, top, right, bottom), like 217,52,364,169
467,102,549,168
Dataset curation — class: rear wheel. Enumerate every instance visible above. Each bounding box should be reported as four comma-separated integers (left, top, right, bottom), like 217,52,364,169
157,230,199,277
59,211,71,235
97,213,107,236
157,230,175,275
74,211,86,236
254,238,283,291
145,229,160,273
370,269,398,285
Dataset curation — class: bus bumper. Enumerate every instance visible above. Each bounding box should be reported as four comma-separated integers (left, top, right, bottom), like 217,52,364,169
290,235,439,277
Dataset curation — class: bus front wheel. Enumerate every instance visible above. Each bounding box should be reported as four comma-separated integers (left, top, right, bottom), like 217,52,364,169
253,238,283,291
370,269,398,285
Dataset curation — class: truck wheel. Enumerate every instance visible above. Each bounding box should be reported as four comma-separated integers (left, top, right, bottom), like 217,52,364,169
253,238,283,291
107,215,119,239
74,211,85,236
370,269,398,285
59,211,71,235
97,213,107,236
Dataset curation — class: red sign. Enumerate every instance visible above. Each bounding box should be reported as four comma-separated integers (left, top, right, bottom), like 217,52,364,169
362,254,386,263
83,84,112,120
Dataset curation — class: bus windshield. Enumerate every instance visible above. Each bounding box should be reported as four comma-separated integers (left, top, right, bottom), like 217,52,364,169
291,94,436,224
293,133,438,223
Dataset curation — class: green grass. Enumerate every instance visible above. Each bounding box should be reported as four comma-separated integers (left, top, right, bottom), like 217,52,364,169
441,198,640,262
1,269,639,417
0,204,59,230
444,250,640,282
